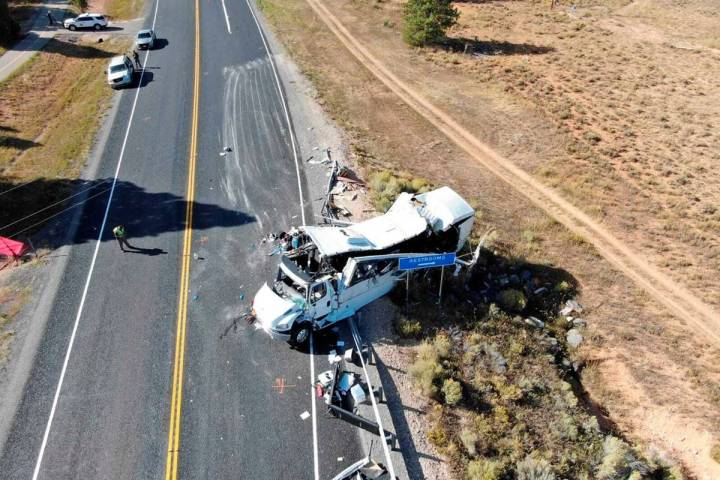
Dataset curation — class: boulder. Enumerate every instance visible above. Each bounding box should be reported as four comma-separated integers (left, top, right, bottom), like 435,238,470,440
566,328,583,348
572,318,587,328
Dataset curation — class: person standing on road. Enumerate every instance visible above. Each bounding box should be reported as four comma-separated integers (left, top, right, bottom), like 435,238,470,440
132,49,141,69
47,11,55,26
112,225,133,252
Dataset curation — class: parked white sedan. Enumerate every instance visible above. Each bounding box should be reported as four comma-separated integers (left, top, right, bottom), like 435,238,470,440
64,13,108,31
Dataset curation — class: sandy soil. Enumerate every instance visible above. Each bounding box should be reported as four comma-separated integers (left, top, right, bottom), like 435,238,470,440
256,0,720,476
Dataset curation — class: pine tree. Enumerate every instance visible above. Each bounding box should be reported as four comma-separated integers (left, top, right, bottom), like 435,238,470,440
0,0,20,46
403,0,458,47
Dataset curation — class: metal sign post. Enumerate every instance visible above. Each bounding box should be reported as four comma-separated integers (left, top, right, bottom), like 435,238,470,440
438,266,444,304
398,253,456,307
405,271,410,309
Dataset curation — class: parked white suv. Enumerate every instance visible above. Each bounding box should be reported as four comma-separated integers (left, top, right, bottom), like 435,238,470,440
107,55,135,89
135,29,156,50
64,13,108,31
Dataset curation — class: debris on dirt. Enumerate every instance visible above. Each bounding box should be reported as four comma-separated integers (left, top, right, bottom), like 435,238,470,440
524,316,544,329
482,342,508,374
560,299,583,316
566,328,583,348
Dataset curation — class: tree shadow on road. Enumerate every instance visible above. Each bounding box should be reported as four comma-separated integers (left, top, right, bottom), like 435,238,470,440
0,177,256,248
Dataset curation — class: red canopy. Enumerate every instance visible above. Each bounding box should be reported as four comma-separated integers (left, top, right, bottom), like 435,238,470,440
0,236,28,258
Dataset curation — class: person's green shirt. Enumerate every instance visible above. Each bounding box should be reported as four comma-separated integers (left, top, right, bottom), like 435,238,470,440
113,226,126,238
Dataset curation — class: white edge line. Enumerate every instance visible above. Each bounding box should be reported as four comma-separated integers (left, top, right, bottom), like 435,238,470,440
31,1,161,478
243,0,306,226
309,334,320,480
220,0,232,34
349,318,396,479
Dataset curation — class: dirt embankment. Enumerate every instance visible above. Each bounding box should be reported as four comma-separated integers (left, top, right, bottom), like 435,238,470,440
256,0,720,477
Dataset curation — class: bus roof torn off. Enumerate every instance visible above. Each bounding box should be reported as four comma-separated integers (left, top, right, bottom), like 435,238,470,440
304,187,474,258
251,186,476,347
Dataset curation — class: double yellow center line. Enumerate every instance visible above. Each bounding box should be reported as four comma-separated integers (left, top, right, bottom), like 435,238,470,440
165,0,200,477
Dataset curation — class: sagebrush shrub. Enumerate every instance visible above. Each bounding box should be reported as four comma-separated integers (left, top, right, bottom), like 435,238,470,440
442,378,463,405
396,315,422,338
409,357,444,399
596,436,646,480
459,427,479,457
497,289,527,313
516,455,555,480
466,458,504,480
434,334,452,359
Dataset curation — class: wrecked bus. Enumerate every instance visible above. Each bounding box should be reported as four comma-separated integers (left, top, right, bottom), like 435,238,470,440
252,186,475,346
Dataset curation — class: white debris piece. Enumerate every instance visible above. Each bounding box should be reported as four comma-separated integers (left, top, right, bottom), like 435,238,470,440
566,299,583,313
524,316,545,329
350,384,367,404
318,370,334,388
300,411,311,420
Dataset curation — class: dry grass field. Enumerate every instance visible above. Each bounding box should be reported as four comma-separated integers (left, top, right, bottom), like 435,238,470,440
0,34,128,237
258,0,720,477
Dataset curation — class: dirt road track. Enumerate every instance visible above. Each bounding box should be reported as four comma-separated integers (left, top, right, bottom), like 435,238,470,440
302,0,720,342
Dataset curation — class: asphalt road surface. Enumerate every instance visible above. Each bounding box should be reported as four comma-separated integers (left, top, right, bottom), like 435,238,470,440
0,0,365,478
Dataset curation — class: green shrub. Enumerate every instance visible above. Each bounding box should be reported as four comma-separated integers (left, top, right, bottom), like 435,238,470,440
0,0,20,44
460,427,479,456
403,0,458,47
70,0,88,10
712,442,720,464
442,378,463,405
596,436,645,480
417,340,438,362
554,280,572,293
516,455,555,480
468,332,482,346
497,289,527,313
368,171,429,212
410,177,430,192
396,315,422,338
492,377,523,403
409,348,445,399
466,458,504,480
521,230,536,244
434,334,452,359
409,358,443,398
428,422,448,448
552,413,579,441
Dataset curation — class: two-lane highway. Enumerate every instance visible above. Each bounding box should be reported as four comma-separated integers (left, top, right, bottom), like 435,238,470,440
176,0,365,477
1,0,195,478
0,0,366,478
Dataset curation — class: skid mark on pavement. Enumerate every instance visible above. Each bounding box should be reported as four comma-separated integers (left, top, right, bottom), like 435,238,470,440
221,60,297,237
